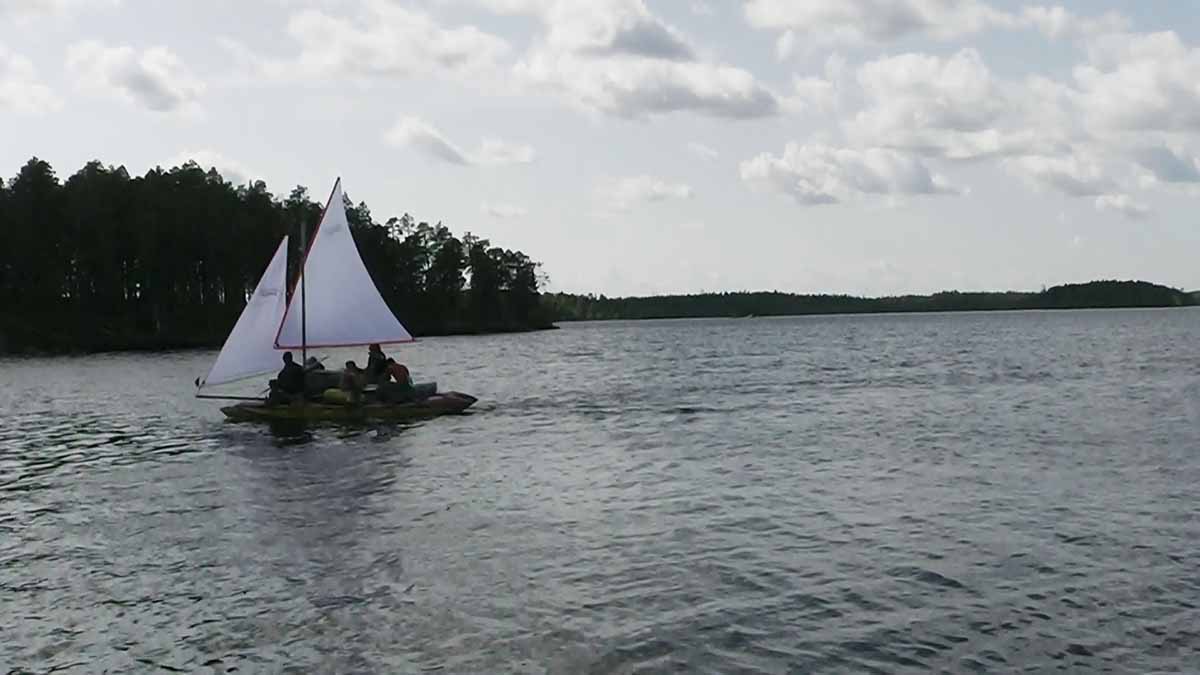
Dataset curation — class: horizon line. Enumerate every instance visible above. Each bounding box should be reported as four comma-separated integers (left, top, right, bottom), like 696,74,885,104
544,279,1197,301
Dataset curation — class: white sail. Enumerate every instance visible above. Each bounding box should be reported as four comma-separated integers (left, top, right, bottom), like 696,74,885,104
198,236,290,389
275,178,414,348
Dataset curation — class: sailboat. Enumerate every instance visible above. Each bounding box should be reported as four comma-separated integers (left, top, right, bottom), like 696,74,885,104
195,177,477,422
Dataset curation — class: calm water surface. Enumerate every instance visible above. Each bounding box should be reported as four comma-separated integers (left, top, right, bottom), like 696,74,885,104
3,309,1200,673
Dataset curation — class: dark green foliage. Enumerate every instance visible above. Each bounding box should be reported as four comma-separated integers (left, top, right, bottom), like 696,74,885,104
0,157,552,354
546,281,1196,322
1036,280,1193,309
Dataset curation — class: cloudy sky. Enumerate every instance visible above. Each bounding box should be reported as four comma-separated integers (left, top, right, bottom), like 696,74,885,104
2,0,1198,297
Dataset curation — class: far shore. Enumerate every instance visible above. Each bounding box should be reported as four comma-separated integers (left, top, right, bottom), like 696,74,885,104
543,280,1196,323
549,302,1199,323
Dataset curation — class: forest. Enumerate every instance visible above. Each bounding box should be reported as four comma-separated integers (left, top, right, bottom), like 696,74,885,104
0,157,553,354
544,280,1197,322
3,155,1192,355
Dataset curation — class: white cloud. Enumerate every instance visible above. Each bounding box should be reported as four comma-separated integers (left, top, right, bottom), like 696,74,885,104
743,0,1014,47
739,21,1200,214
65,41,204,113
1074,31,1200,134
600,175,693,209
854,49,1000,133
541,0,692,61
385,117,472,164
1020,5,1071,39
1132,146,1200,184
846,48,1072,160
384,116,535,166
1095,193,1150,220
816,26,1192,186
237,0,510,83
516,48,777,119
164,150,256,185
740,143,961,205
775,30,797,61
1019,6,1129,40
473,0,537,12
686,141,719,160
1007,154,1115,197
786,74,838,112
815,34,1200,200
481,202,529,218
0,44,61,114
476,138,536,165
742,2,1131,52
779,54,847,114
0,0,119,22
479,0,694,60
486,0,778,119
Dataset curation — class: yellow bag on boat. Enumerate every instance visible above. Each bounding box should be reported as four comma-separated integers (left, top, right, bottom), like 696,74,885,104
322,388,350,404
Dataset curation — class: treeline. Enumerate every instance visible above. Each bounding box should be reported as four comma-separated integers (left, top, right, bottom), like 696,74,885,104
0,157,553,354
545,280,1196,322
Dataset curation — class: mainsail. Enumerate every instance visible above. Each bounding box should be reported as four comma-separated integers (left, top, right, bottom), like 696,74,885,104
275,178,414,349
198,236,290,389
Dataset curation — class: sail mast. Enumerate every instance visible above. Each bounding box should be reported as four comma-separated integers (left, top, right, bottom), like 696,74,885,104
289,178,340,365
300,206,308,366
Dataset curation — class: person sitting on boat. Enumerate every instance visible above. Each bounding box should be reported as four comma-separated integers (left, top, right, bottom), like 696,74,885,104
378,357,414,403
340,360,367,404
268,351,305,403
385,358,411,386
366,343,389,384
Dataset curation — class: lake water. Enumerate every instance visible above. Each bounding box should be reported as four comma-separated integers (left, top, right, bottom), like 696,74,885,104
3,309,1199,673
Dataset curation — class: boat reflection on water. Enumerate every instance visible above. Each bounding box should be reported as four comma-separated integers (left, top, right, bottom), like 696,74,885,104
263,418,314,446
222,421,420,670
256,416,427,446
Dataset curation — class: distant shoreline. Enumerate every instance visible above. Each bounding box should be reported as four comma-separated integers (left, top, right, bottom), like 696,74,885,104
4,280,1194,355
544,280,1197,323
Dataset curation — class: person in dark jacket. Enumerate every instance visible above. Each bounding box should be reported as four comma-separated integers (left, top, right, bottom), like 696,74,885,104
366,343,388,383
268,351,305,403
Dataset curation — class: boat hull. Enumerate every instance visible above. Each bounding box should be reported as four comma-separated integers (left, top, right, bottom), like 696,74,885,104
220,392,478,422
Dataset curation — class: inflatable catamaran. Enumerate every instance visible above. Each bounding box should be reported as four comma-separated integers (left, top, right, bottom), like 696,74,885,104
194,178,476,421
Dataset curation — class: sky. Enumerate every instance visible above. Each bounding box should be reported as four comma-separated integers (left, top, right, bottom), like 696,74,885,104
1,0,1198,297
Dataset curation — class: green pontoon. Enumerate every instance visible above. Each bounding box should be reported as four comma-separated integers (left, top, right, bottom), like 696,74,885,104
220,392,478,422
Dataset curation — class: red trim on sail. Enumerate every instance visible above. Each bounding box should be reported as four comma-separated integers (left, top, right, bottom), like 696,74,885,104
274,338,418,349
273,177,340,349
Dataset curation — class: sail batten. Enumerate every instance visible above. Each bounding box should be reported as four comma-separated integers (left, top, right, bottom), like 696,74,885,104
275,179,414,349
197,236,290,390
